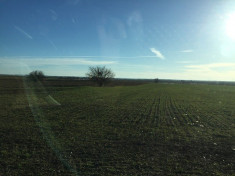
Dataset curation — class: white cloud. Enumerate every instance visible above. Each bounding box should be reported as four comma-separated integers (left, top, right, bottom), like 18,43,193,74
176,61,196,64
14,26,33,39
0,57,118,76
116,62,235,81
185,63,235,70
158,70,235,81
150,48,165,59
179,62,235,81
13,55,165,59
2,57,235,81
0,57,117,67
180,50,193,53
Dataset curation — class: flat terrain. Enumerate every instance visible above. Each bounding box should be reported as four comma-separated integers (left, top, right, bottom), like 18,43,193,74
0,76,234,175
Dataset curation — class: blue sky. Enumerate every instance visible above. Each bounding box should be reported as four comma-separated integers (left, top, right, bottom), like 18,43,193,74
1,0,235,80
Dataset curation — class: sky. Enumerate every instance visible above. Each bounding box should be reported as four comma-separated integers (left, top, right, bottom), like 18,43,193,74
1,0,235,80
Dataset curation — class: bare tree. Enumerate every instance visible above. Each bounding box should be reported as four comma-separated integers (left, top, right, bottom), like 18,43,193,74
86,66,115,86
28,70,45,82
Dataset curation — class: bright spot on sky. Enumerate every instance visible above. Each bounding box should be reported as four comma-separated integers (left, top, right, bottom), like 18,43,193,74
225,12,235,40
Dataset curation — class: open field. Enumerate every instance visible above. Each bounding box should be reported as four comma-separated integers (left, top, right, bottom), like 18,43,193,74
0,76,235,175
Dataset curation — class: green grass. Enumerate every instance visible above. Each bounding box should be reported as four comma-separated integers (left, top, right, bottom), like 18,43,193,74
0,77,234,175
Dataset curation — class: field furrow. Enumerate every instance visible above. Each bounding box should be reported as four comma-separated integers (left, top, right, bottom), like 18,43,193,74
1,79,234,176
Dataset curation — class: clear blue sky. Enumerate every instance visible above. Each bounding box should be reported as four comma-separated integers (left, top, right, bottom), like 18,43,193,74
1,0,235,80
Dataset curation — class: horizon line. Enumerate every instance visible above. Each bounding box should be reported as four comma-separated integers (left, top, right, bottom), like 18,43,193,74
1,73,235,83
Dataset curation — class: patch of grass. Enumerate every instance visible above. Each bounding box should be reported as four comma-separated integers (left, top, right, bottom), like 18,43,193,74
0,76,234,175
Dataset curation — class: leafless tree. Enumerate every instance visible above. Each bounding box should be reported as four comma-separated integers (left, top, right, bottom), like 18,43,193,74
86,66,115,86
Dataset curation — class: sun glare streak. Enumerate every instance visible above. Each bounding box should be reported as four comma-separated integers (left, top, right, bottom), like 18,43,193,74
225,12,235,40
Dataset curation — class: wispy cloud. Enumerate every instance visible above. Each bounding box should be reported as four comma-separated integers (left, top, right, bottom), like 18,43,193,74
0,57,117,76
71,17,79,24
150,48,165,59
14,25,33,39
127,11,143,26
185,63,235,70
9,55,165,59
117,62,235,81
0,57,117,67
178,62,235,81
176,61,196,64
180,49,193,53
49,9,58,21
48,40,58,50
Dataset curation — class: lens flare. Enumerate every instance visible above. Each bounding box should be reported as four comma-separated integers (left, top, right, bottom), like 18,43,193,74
225,12,235,40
